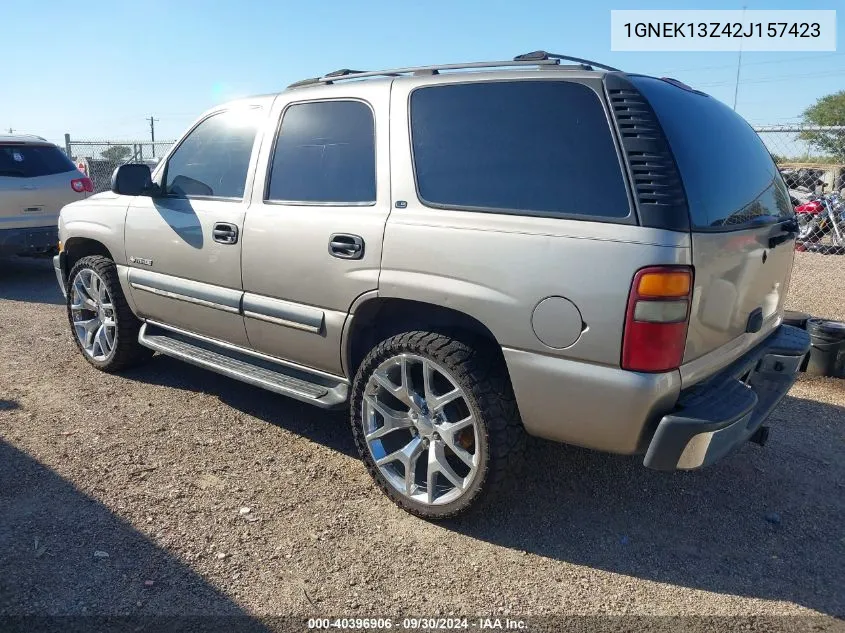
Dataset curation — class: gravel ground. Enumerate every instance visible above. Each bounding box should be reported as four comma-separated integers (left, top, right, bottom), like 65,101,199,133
1,253,843,629
785,253,845,322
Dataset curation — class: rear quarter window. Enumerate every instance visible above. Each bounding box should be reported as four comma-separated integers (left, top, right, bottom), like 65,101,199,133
630,76,793,230
409,80,631,220
0,144,76,178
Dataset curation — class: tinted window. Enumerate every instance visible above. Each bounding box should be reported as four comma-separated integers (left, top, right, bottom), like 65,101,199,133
410,81,629,218
0,144,76,178
267,101,376,203
165,109,260,199
631,76,792,229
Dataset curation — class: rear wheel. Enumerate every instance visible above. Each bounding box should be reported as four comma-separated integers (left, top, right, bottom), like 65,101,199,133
66,255,152,372
350,331,525,519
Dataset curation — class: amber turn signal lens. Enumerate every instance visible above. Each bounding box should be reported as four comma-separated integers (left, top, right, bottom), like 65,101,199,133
637,272,691,298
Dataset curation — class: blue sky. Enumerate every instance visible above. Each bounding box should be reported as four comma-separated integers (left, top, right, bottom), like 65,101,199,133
2,0,842,145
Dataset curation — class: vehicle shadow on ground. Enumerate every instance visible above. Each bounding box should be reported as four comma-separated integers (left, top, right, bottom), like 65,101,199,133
449,389,845,618
122,355,356,458
0,438,271,630
120,355,845,616
0,257,64,306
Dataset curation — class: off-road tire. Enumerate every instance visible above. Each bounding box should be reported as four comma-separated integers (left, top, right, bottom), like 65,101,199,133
350,331,526,520
66,255,152,372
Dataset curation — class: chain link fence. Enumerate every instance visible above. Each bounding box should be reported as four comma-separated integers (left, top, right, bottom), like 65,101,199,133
62,136,175,193
753,126,845,252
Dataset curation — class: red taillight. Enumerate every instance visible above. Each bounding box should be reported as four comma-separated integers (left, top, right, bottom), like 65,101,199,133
621,266,693,373
71,177,93,193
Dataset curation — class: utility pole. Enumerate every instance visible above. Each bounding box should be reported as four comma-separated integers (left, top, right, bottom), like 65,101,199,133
148,115,159,157
732,5,747,111
732,46,743,111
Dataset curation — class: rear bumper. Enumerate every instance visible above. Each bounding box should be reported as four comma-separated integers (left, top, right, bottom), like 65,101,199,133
0,226,59,256
502,348,681,454
644,324,811,471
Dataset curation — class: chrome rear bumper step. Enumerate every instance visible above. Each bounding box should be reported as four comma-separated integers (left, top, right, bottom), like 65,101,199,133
138,322,348,408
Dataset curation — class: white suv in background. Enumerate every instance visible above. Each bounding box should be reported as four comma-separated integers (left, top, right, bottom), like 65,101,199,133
0,135,90,257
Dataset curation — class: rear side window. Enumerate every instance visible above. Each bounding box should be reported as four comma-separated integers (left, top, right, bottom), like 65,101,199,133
631,76,793,230
410,81,630,219
267,100,376,204
165,109,260,199
0,144,76,178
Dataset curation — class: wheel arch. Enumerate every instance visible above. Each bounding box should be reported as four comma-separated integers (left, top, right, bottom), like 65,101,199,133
63,238,139,315
342,296,502,378
63,237,115,272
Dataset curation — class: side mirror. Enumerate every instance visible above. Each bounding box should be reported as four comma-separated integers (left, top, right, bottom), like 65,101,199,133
111,163,154,196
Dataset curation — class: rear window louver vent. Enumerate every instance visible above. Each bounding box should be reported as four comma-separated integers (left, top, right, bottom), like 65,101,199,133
605,76,690,232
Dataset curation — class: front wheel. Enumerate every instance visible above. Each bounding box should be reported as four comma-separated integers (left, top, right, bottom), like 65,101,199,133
796,213,818,241
350,331,525,519
66,255,152,372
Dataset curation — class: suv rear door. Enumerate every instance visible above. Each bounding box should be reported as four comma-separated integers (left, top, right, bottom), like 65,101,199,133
629,76,796,372
0,142,85,230
240,82,391,376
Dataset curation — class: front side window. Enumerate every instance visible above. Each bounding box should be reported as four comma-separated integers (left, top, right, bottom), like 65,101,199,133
164,109,260,199
267,100,376,204
410,81,630,219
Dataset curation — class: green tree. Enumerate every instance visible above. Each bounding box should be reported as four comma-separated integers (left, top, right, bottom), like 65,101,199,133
100,145,132,161
799,90,845,162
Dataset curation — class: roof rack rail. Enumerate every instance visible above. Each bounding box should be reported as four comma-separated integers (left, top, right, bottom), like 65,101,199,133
513,50,621,72
287,76,322,89
3,133,49,142
286,57,569,89
324,68,367,78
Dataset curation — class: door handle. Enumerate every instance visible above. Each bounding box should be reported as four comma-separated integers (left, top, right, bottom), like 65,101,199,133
212,222,239,245
329,233,364,260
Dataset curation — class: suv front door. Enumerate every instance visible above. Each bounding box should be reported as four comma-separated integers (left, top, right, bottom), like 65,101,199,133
124,103,268,346
240,83,391,376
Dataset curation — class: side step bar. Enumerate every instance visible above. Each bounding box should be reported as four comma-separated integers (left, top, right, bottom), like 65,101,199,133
138,322,348,408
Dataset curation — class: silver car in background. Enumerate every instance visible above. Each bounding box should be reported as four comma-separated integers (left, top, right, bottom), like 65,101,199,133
0,135,90,257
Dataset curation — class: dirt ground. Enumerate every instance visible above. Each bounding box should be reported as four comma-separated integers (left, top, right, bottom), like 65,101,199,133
1,253,843,630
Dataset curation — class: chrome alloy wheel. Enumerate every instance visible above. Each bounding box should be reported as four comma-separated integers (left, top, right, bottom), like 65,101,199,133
70,269,117,361
363,353,481,506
